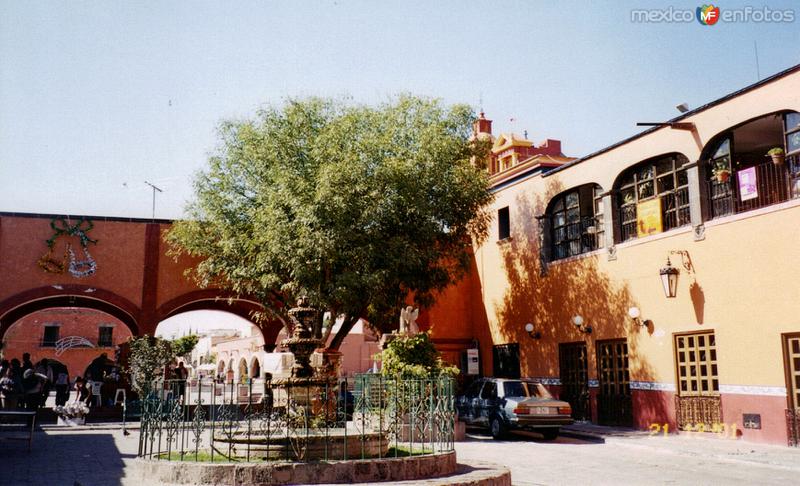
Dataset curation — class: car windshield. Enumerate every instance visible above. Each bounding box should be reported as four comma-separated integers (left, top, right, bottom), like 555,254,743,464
502,381,553,398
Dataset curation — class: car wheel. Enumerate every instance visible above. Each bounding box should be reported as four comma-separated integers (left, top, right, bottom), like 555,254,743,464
541,428,559,440
490,417,506,440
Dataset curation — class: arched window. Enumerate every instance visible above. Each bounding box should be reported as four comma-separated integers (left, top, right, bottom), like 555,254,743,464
704,111,800,219
548,184,604,261
615,154,690,242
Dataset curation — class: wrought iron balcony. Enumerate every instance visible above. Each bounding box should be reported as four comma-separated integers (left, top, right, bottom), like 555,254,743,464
709,155,800,219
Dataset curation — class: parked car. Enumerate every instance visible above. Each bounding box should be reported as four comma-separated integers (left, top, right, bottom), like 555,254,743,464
455,377,573,440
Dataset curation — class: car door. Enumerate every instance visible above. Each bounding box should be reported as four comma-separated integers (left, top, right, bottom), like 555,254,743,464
457,380,484,423
476,380,499,426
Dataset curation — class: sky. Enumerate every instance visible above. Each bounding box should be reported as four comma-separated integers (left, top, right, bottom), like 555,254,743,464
1,0,799,220
155,310,256,339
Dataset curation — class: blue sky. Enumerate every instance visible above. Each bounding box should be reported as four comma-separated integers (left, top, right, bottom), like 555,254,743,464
2,0,799,219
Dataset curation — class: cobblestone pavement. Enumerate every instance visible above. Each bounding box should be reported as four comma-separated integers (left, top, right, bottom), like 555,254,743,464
4,424,800,485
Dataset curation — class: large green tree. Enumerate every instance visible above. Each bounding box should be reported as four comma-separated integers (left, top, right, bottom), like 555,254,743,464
166,95,493,350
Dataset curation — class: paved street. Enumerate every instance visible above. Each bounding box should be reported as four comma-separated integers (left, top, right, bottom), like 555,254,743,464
458,426,800,486
3,424,800,485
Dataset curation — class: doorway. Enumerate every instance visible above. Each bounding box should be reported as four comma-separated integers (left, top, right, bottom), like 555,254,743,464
596,339,632,426
783,333,800,446
492,344,520,379
559,342,589,421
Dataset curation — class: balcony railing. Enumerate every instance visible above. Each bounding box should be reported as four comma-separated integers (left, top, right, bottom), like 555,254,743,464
709,156,800,219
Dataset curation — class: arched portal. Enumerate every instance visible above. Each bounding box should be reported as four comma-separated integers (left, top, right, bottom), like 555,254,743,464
250,357,261,380
2,306,133,383
0,286,140,343
227,359,234,382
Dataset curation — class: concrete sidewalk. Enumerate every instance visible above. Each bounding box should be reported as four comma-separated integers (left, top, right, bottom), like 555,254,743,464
561,422,800,471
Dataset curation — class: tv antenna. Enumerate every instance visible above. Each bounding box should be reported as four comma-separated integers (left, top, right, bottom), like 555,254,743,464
144,180,163,221
753,40,761,81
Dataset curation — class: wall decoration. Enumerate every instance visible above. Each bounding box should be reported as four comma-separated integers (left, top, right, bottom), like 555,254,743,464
37,217,99,278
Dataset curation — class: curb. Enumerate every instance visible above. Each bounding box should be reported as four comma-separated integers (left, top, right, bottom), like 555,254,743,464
558,428,606,443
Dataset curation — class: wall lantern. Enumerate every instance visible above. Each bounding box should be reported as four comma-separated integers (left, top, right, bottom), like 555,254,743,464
524,323,541,340
572,315,592,334
628,306,652,328
659,258,680,298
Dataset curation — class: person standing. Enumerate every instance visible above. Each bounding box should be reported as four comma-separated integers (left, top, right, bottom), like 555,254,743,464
36,359,53,407
0,368,20,409
21,353,33,373
73,377,91,405
175,362,188,398
54,368,70,406
21,368,47,410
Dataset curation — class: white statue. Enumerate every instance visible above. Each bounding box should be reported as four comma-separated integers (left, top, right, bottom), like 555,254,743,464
399,306,420,336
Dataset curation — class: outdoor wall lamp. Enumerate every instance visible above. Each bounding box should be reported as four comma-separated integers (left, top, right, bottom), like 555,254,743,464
572,315,592,334
628,307,652,328
524,322,541,340
659,258,680,298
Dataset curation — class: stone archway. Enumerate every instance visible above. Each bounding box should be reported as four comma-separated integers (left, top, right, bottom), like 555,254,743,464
250,357,261,380
0,285,140,343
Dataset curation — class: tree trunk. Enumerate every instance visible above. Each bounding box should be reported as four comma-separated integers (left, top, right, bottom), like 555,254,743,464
327,314,359,351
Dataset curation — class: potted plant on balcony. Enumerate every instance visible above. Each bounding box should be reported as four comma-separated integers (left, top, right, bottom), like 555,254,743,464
712,163,731,183
767,147,785,166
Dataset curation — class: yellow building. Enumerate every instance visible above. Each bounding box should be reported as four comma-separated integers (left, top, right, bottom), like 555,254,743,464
438,64,800,446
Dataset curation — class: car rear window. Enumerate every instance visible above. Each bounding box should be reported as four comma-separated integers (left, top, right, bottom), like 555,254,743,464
503,381,528,397
502,381,554,398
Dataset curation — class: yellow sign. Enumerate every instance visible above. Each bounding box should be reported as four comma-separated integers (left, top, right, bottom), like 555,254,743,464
636,198,662,238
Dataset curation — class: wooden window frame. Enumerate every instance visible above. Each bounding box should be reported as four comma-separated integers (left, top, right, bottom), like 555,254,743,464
674,330,719,397
616,154,690,242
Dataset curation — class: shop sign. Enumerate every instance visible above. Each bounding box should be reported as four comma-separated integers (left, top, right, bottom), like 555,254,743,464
636,198,663,238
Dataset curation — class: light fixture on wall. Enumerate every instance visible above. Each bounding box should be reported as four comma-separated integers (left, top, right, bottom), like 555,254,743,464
572,315,592,334
628,307,652,328
524,323,541,340
659,258,680,298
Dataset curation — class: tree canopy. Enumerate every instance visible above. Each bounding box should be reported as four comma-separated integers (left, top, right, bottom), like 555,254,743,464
126,335,173,396
171,334,199,359
166,95,493,349
380,332,458,379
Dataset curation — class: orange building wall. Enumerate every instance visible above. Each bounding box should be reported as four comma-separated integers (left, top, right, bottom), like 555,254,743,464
3,308,132,378
0,217,146,307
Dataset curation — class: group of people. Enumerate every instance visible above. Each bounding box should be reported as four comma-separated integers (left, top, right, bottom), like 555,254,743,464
0,352,97,410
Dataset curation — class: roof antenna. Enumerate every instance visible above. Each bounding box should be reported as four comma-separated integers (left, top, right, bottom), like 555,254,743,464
754,40,761,81
144,181,163,221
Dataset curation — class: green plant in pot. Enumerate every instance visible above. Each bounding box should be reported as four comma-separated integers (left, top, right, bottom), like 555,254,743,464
767,147,785,165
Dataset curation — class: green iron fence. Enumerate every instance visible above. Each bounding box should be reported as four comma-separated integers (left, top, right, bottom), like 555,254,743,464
137,374,455,462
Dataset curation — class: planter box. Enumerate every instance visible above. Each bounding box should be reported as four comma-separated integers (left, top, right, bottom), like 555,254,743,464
57,416,85,426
